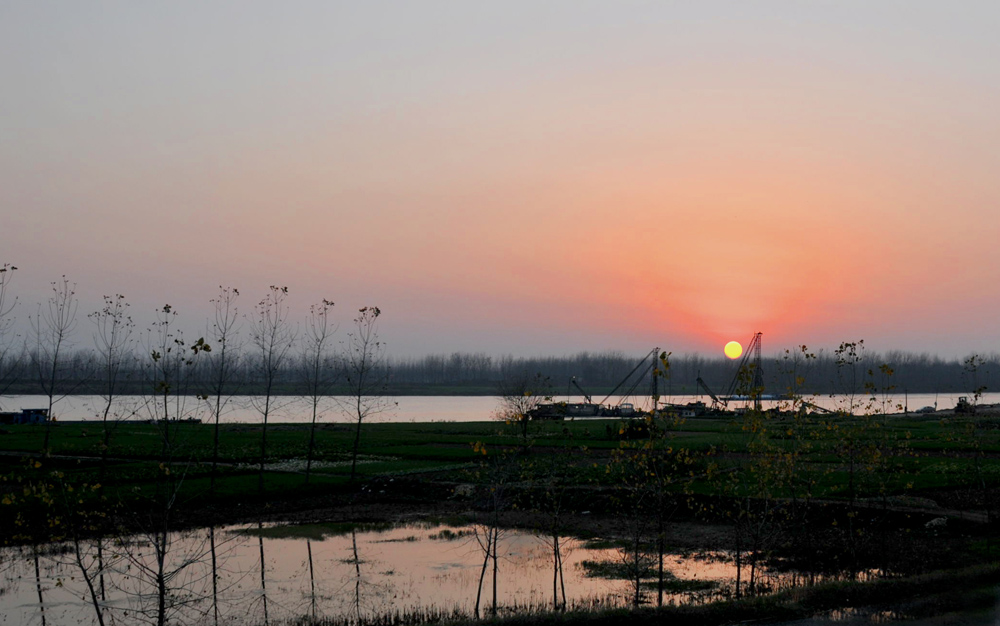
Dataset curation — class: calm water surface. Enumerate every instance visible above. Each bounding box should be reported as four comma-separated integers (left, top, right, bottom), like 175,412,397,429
2,393,990,423
0,521,854,626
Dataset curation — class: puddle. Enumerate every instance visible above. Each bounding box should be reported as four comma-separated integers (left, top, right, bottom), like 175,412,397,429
0,521,873,625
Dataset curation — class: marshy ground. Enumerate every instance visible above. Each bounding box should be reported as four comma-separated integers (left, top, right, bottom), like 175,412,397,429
3,410,1000,624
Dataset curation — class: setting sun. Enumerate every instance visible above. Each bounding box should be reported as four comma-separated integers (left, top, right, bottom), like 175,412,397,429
724,341,743,360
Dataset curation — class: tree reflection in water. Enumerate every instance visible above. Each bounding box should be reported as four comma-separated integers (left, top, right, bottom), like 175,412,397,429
2,521,875,625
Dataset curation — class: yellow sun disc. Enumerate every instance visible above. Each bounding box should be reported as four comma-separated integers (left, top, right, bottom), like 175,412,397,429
724,341,743,360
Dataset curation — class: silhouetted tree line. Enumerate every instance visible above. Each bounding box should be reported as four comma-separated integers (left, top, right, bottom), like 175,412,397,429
393,349,1000,396
671,349,1000,396
0,266,996,399
2,346,997,397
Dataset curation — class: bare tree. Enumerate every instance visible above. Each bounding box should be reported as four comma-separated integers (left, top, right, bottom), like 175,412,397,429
0,263,21,405
523,439,591,611
495,364,550,443
300,299,338,484
205,286,243,494
201,287,244,626
609,444,656,608
89,294,136,479
342,306,390,483
129,304,211,626
86,294,137,616
53,473,109,626
249,286,295,495
470,442,515,618
31,276,82,452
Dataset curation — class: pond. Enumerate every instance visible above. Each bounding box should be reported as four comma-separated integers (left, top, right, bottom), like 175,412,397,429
0,519,868,626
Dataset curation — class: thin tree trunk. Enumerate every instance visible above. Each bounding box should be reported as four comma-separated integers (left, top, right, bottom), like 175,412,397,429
211,397,221,495
552,533,559,610
160,390,170,460
72,534,106,626
156,531,167,626
491,529,498,616
474,527,491,619
352,529,362,622
99,404,112,484
259,522,269,626
41,353,59,454
306,399,318,484
97,539,106,602
156,390,170,626
350,401,363,482
210,526,219,626
308,539,317,620
558,540,566,609
33,543,47,626
259,392,271,496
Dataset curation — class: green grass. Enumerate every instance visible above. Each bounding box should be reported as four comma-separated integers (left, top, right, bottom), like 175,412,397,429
7,409,1000,626
4,411,1000,523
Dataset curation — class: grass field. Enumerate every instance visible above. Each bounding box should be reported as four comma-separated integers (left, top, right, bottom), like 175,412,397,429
1,410,999,519
4,408,1000,624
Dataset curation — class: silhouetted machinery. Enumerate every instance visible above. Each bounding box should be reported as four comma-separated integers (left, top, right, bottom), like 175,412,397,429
801,400,833,415
531,348,662,420
696,374,724,410
725,331,764,411
570,377,592,404
955,396,976,414
697,332,764,412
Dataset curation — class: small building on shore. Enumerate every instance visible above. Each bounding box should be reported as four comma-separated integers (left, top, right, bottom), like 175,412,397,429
0,408,50,425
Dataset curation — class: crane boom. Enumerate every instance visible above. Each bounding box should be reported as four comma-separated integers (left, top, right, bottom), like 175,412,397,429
599,348,658,406
724,332,764,411
570,377,592,404
696,375,723,409
801,400,833,414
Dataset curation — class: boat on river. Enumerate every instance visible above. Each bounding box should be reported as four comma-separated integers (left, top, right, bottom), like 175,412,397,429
528,348,664,421
528,401,640,420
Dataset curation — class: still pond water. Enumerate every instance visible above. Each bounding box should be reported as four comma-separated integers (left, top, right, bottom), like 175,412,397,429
1,520,851,626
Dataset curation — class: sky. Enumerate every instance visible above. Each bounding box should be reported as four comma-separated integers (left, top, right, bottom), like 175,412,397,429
2,2,1000,358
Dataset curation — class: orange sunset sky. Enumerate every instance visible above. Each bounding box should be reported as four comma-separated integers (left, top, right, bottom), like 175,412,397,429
2,2,1000,357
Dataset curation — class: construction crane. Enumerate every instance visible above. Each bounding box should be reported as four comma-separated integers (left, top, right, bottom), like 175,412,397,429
570,376,592,404
696,373,724,410
599,348,659,408
534,349,661,420
723,332,764,412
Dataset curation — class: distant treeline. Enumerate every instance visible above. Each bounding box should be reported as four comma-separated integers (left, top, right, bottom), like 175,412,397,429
0,268,995,400
1,347,997,397
389,348,1000,396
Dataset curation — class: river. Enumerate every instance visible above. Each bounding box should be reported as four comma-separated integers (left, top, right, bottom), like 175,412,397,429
1,392,995,424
